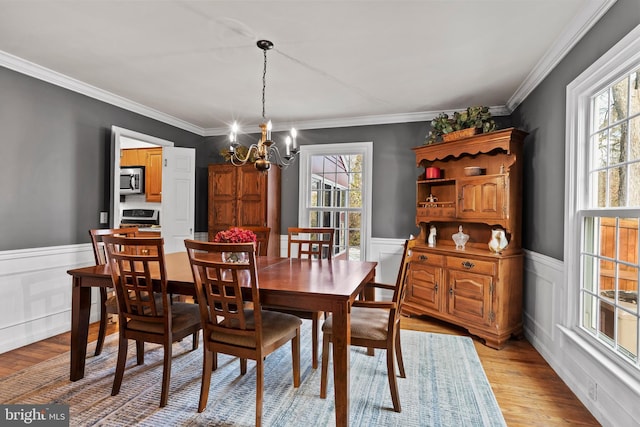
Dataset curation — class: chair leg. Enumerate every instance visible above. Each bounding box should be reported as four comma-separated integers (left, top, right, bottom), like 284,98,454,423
292,327,301,387
159,339,172,408
198,349,213,412
395,329,406,378
136,340,144,365
320,333,331,399
256,358,264,427
111,334,128,396
312,313,319,369
386,346,401,412
94,288,108,356
240,358,247,374
192,331,199,350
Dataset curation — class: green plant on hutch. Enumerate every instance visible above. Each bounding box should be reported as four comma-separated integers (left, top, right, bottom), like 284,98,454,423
426,106,496,144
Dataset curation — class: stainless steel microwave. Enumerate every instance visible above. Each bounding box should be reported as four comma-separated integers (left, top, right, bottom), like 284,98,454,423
120,166,145,195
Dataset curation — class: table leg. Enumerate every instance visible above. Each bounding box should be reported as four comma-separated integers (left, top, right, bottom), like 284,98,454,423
331,301,351,427
70,277,91,381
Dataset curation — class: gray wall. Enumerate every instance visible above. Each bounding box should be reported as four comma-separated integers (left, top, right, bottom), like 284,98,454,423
513,0,640,260
0,67,203,251
0,41,512,253
204,118,513,239
203,122,431,239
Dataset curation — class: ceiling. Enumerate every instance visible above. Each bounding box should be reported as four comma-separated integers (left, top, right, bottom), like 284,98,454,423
0,1,615,136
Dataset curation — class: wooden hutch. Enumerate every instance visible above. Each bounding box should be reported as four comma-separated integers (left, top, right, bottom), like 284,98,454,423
207,164,281,257
405,128,527,349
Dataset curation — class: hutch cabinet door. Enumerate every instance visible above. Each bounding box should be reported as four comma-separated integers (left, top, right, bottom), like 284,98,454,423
208,165,238,234
457,175,506,220
446,269,493,326
406,262,442,312
236,166,267,227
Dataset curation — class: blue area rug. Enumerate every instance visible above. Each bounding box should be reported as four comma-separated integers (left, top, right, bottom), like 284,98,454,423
0,320,506,426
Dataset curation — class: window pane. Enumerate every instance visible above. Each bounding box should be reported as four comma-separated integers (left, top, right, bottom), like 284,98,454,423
348,190,362,208
630,116,640,161
631,69,640,116
599,300,615,341
594,90,610,130
617,309,638,360
597,170,607,207
630,163,640,206
594,131,608,168
309,211,319,227
608,166,626,207
583,254,597,293
610,124,627,164
611,76,629,123
582,292,597,333
618,265,638,298
618,218,638,265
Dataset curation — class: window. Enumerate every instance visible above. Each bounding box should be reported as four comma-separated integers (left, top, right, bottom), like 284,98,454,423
299,142,372,261
566,25,640,369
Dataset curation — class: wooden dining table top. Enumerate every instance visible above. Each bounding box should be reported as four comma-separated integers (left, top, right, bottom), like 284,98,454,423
71,252,377,302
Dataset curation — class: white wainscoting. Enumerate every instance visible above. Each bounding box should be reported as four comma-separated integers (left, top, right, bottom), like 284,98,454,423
522,249,640,427
0,244,96,354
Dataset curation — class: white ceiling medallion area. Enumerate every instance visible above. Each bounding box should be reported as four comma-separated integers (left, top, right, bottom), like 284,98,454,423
0,1,615,137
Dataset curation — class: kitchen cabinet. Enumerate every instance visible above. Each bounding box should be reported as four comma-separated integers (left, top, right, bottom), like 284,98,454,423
145,148,162,203
207,164,281,257
405,128,527,349
121,147,162,202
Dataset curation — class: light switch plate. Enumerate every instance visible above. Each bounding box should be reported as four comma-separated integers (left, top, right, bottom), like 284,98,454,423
99,211,108,224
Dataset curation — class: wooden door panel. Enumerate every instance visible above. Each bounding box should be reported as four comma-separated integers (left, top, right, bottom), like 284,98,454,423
406,263,441,311
457,176,505,220
447,269,492,325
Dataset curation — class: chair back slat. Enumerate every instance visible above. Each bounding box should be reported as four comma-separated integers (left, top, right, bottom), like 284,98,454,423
287,227,334,260
185,241,261,341
89,227,139,265
103,236,168,324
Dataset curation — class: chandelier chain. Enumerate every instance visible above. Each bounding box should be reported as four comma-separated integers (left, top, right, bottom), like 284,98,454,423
262,48,267,121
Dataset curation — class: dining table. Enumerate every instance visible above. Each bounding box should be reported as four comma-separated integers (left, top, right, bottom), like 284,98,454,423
67,251,377,427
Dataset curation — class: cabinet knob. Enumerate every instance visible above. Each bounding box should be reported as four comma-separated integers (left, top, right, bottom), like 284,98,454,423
449,287,454,295
461,261,475,269
434,283,438,292
418,255,428,261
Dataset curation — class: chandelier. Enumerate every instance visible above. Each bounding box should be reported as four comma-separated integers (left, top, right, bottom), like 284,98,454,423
227,40,299,172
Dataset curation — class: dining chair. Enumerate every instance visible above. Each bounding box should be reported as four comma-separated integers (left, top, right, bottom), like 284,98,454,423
103,235,202,408
263,227,334,369
88,227,139,356
184,239,301,426
239,226,271,256
320,239,413,412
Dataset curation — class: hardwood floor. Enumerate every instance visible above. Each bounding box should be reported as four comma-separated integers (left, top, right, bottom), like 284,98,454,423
0,316,599,426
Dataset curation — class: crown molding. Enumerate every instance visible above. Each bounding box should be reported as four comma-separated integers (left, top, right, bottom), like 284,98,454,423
0,50,205,136
507,0,617,111
202,105,511,136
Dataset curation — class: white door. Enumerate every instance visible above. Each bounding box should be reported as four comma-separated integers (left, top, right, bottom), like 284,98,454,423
161,146,195,253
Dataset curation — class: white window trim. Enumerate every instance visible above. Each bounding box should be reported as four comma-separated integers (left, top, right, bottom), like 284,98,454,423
298,142,373,260
564,24,640,373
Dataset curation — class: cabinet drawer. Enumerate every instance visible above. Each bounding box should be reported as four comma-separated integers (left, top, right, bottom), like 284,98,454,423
411,252,444,266
447,256,496,275
417,207,456,218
